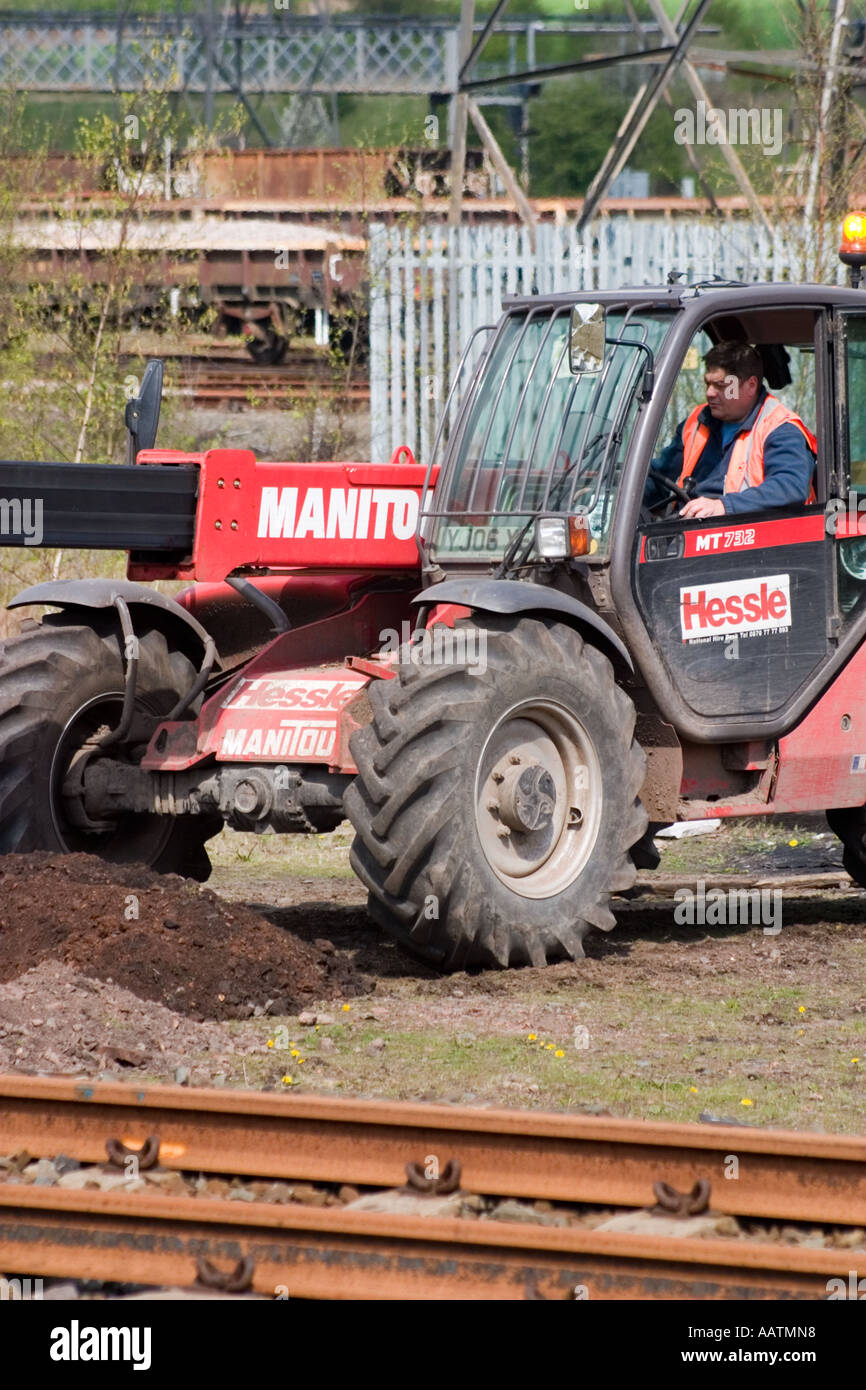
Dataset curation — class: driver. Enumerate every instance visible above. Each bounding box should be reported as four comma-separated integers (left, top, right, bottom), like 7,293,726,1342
648,341,816,520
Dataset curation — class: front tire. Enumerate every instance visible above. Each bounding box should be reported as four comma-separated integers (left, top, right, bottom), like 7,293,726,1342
345,616,647,969
0,613,220,879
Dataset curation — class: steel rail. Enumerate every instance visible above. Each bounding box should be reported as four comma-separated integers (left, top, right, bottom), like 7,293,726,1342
1,1076,865,1227
0,1184,857,1301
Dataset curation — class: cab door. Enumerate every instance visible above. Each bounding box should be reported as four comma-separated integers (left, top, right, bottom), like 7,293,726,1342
634,510,831,719
632,322,833,722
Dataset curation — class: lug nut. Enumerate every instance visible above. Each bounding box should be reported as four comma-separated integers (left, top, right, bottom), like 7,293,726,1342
487,800,499,814
492,771,504,784
496,825,511,839
508,754,521,765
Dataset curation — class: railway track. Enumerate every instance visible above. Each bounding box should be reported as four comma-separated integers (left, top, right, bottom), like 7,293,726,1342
143,346,371,407
0,1076,863,1300
170,367,369,406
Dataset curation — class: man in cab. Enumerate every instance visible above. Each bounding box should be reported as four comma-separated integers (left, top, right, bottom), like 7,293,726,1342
650,341,816,521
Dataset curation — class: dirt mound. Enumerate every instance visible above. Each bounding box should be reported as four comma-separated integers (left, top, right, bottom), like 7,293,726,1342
0,853,358,1020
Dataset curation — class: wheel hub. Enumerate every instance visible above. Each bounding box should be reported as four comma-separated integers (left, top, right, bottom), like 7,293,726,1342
475,700,602,899
495,762,557,833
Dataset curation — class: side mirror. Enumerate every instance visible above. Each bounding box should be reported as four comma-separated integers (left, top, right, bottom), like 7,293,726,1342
569,303,605,374
125,359,164,463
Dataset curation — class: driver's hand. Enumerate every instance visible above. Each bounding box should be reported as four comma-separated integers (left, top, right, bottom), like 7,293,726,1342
679,496,726,520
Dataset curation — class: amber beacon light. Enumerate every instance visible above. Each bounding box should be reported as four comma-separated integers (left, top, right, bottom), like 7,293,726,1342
840,212,866,286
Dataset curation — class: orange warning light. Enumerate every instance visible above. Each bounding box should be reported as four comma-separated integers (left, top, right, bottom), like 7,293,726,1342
840,212,866,261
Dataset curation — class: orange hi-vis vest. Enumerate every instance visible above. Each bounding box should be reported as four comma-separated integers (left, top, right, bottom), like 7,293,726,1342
677,393,818,499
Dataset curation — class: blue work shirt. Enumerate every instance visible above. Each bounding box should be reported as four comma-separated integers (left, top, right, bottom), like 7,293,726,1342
649,389,815,515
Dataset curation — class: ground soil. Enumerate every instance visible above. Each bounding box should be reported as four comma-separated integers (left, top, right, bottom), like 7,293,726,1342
0,852,363,1021
0,821,864,1133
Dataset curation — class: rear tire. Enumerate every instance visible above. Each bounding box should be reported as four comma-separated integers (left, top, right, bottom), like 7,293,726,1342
0,613,220,879
826,806,866,887
345,615,647,969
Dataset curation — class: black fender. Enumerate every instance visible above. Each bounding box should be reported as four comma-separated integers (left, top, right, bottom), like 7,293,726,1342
8,578,215,665
412,578,633,674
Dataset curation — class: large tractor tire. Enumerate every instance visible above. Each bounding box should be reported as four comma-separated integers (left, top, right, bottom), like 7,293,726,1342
345,615,647,969
826,805,866,887
0,612,220,879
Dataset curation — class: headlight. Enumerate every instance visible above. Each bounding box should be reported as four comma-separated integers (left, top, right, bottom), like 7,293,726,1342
535,515,591,559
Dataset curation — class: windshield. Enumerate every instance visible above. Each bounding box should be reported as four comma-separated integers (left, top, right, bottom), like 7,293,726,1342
425,303,674,564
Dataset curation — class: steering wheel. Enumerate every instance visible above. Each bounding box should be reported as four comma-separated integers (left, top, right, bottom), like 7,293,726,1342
639,467,694,527
647,466,691,506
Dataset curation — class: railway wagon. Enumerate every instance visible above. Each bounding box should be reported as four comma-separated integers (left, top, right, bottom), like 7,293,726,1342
12,212,366,362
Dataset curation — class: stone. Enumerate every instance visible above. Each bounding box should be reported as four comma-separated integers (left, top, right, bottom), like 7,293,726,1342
57,1167,147,1193
43,1282,81,1300
260,1182,295,1205
142,1171,187,1196
596,1209,722,1239
713,1215,742,1237
33,1158,60,1187
834,1228,866,1249
291,1183,329,1207
114,1288,269,1301
200,1178,232,1199
460,1193,486,1213
488,1199,568,1227
174,1065,190,1086
319,1037,336,1055
338,1185,360,1204
298,1011,317,1026
346,1189,465,1219
366,1037,386,1055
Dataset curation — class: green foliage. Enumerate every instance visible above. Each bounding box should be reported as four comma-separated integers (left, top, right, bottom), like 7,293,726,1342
528,75,687,197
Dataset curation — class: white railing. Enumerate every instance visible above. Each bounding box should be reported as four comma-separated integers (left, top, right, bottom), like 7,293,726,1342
369,217,837,462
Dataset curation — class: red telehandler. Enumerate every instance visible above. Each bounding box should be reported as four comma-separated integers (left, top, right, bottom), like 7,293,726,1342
5,221,866,969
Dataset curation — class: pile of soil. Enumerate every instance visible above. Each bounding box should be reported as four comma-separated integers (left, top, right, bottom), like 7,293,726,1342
0,853,359,1021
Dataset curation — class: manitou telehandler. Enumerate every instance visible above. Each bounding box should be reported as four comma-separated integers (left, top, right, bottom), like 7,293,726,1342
5,222,866,970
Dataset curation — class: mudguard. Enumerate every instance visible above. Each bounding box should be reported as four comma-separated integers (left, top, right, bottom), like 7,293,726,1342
413,577,633,672
8,578,213,661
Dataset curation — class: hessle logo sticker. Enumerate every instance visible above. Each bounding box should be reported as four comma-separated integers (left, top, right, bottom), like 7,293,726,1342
680,574,791,641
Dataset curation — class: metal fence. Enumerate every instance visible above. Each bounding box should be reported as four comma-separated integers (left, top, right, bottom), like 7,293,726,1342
368,217,835,463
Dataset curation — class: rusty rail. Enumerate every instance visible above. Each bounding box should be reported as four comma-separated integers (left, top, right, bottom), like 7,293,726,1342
2,1075,866,1223
0,1076,864,1298
0,1184,852,1301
